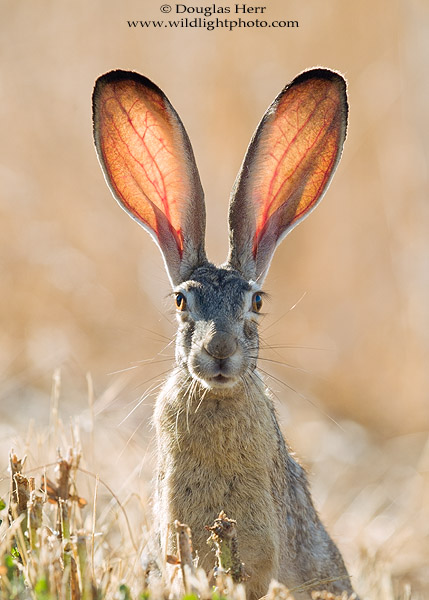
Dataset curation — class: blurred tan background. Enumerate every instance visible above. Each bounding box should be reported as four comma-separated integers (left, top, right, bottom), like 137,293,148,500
1,0,427,432
1,0,428,594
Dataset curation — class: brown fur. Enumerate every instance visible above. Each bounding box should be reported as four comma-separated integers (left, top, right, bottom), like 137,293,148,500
154,369,355,599
92,67,355,598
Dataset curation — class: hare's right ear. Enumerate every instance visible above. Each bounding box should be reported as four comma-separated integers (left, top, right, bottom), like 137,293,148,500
228,69,348,282
92,70,206,286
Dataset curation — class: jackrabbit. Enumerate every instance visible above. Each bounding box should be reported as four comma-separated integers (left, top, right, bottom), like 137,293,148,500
92,68,356,599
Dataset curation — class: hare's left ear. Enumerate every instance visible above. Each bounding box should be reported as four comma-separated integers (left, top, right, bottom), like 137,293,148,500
227,68,348,282
92,70,206,286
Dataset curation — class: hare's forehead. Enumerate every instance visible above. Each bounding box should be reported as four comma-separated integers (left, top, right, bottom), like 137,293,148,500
179,268,257,312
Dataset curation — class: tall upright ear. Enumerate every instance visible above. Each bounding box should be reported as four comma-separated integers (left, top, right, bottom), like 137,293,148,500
227,68,348,282
92,70,206,286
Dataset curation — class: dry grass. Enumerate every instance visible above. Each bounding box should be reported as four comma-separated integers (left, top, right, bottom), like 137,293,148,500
1,1,428,598
0,371,427,599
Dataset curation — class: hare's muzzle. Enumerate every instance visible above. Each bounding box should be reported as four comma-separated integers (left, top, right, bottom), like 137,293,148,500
188,326,245,390
204,330,238,361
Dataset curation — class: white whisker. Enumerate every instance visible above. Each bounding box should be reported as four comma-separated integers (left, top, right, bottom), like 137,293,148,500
118,380,164,426
262,291,307,336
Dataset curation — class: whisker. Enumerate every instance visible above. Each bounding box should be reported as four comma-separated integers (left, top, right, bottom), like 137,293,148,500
108,357,173,375
156,306,174,327
118,380,164,425
255,356,327,381
262,291,307,335
175,404,183,451
249,355,301,369
108,365,141,375
259,343,333,352
116,419,146,462
258,338,332,378
241,373,255,406
136,326,173,342
108,339,176,376
248,368,289,410
131,367,174,392
185,378,195,432
288,291,308,312
175,373,193,448
156,338,176,353
194,384,208,414
255,366,344,431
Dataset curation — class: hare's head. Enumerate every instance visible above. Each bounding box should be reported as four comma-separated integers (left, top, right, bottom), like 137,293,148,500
92,69,348,392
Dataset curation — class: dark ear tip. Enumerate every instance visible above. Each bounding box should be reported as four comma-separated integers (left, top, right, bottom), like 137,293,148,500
92,70,163,103
92,70,169,136
290,67,347,90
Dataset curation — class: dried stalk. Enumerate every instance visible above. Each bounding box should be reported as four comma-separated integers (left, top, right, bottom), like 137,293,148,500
174,520,197,594
206,510,248,584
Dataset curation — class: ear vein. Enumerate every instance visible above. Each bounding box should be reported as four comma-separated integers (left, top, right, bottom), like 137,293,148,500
101,89,183,252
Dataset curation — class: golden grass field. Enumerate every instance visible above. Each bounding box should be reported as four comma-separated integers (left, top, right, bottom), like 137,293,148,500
0,0,428,597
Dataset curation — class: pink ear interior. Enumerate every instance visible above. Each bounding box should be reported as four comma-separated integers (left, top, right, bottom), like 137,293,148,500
95,75,189,253
93,71,206,284
228,69,348,281
251,72,348,256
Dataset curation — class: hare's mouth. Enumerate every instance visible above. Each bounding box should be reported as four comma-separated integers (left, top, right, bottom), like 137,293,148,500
191,368,240,390
188,346,246,390
212,374,232,384
189,366,241,390
205,373,238,389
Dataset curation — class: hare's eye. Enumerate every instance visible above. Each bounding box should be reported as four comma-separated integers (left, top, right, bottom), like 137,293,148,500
252,293,263,313
175,292,187,311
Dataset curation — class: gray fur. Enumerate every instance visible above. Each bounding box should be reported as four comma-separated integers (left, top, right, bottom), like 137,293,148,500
93,68,356,598
153,264,355,599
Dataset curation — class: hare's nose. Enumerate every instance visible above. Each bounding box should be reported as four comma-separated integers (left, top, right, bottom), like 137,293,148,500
204,331,238,360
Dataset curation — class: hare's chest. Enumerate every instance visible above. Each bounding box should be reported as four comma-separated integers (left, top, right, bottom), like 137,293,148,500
159,443,282,584
161,395,277,468
158,396,281,518
155,393,284,579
